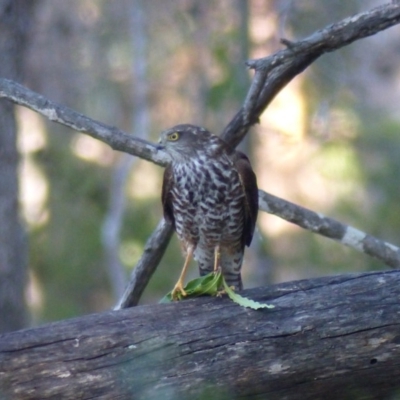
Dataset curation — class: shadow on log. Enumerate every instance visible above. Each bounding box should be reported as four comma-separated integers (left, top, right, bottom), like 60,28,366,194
1,270,400,400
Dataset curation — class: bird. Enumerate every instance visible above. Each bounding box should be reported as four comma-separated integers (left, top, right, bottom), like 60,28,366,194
158,124,258,298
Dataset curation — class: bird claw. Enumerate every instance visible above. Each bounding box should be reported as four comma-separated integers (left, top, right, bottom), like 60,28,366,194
171,281,187,300
216,285,235,297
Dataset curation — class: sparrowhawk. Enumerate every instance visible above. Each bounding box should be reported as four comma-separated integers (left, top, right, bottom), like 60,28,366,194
158,124,258,298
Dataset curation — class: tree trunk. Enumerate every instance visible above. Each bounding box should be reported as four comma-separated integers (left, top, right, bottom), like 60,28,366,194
1,270,400,399
0,1,37,333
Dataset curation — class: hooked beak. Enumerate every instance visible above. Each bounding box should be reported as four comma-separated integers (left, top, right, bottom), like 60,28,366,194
156,137,165,151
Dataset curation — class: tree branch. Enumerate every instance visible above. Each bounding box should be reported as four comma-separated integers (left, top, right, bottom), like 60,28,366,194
0,78,167,167
114,218,174,309
259,192,400,268
2,270,400,399
222,2,400,147
248,3,400,72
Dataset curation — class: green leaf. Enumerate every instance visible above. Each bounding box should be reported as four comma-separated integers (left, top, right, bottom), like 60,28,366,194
185,272,222,296
222,279,275,310
160,271,275,310
159,272,222,303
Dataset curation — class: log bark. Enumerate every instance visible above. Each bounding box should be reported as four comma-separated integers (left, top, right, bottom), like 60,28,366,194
1,270,400,400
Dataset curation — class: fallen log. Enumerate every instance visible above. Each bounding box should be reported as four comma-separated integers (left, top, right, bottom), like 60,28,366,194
1,270,400,400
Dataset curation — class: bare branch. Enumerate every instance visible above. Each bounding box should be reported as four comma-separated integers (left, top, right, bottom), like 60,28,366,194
114,218,174,309
0,78,167,167
248,3,400,72
222,2,400,147
259,192,400,268
242,68,267,124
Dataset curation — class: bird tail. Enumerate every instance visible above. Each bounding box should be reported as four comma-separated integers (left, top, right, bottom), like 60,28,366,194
196,247,214,276
196,246,244,291
220,249,243,291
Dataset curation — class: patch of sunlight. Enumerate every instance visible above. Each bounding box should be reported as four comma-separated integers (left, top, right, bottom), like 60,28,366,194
119,239,143,268
249,6,277,47
71,133,114,165
16,106,47,154
258,212,300,238
254,77,306,238
20,158,49,227
17,106,50,227
260,84,306,142
128,159,161,199
26,270,44,314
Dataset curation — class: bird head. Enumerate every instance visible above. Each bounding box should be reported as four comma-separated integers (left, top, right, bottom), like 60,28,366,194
157,124,215,162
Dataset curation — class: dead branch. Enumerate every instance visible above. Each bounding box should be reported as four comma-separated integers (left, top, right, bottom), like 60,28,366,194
1,270,400,400
222,2,400,146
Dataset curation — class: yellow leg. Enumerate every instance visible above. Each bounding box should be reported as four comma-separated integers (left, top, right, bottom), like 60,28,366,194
214,245,226,296
172,244,194,299
213,244,221,272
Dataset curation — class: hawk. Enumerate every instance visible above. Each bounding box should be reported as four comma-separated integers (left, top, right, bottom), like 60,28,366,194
158,124,258,298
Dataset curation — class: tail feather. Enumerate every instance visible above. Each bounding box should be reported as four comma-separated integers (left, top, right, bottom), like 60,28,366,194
195,245,244,291
221,249,244,290
195,247,214,276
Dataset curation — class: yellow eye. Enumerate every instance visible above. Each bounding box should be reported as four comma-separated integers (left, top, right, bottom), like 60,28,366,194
167,132,180,141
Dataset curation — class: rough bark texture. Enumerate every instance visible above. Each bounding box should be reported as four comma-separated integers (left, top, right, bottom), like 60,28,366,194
0,0,37,333
1,270,400,400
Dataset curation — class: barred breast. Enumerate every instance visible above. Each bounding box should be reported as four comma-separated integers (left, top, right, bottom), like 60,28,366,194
170,151,246,289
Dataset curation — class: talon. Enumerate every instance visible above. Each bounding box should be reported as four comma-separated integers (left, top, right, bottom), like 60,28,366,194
216,289,226,297
171,281,187,300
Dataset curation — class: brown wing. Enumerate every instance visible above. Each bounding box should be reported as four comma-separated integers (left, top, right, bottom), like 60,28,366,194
233,151,258,247
161,164,175,229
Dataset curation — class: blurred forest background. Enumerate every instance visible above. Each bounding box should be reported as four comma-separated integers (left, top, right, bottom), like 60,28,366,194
2,0,400,331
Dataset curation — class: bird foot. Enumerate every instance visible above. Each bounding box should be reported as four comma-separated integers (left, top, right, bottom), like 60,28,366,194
216,285,235,297
171,280,187,300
